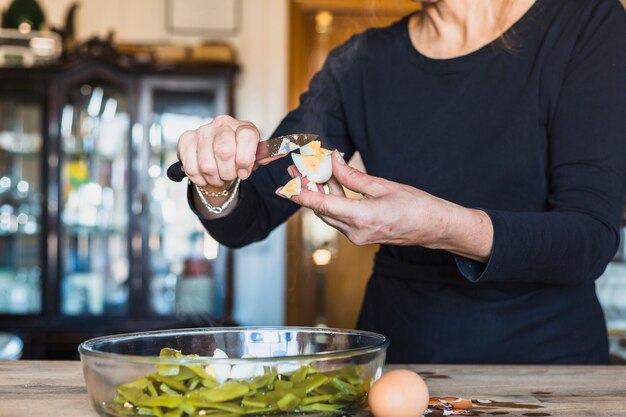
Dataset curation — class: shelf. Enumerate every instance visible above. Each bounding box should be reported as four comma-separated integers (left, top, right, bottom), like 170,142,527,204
0,231,39,237
0,149,40,157
63,224,125,237
63,152,119,161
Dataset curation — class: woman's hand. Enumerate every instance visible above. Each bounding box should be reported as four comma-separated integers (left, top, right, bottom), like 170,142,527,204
177,115,260,218
279,151,494,263
177,115,260,189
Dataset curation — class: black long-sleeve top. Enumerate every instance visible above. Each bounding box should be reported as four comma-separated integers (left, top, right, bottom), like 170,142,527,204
192,0,626,364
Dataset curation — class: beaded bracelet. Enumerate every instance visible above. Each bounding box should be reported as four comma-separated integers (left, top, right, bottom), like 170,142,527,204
196,179,238,197
193,178,241,214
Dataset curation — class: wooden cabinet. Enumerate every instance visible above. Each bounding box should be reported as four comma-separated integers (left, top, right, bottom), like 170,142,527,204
0,57,239,359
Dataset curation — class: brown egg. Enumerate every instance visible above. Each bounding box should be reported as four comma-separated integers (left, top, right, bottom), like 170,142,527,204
368,369,430,417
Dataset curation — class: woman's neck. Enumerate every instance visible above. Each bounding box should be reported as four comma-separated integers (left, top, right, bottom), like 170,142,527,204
410,0,535,59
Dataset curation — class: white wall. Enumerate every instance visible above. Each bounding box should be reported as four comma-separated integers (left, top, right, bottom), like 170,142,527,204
0,0,290,325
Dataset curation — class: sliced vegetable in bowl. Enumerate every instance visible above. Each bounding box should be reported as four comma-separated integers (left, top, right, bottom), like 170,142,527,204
109,348,370,417
78,327,388,417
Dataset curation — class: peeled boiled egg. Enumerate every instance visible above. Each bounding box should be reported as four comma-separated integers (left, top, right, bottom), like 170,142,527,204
368,369,430,417
204,348,231,384
230,354,264,380
278,176,302,198
291,140,333,184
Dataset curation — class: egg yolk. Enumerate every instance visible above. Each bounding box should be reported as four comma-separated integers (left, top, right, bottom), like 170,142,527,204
279,176,301,197
302,154,324,171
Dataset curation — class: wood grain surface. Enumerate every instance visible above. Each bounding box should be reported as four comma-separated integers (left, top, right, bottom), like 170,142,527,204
0,362,624,417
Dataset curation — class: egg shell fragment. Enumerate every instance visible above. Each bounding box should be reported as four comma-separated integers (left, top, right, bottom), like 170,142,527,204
278,138,301,154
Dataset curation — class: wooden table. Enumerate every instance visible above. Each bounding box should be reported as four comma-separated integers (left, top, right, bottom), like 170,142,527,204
0,362,625,417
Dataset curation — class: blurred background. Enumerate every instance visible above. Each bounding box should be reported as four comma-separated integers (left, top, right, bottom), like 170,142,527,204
0,0,624,361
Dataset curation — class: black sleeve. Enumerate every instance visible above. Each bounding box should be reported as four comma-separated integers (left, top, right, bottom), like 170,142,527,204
456,0,626,285
190,36,361,248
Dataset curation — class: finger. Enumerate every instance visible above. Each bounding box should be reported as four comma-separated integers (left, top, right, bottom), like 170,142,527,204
317,213,350,233
331,151,386,197
178,130,207,186
177,129,193,161
210,114,240,130
287,165,299,179
301,177,325,193
326,176,346,197
284,188,360,221
212,125,238,182
196,125,224,187
234,122,260,179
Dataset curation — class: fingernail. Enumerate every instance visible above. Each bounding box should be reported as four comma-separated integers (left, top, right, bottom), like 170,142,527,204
238,169,248,179
334,150,345,165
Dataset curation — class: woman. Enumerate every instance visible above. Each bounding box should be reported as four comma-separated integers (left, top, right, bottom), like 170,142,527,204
177,0,626,364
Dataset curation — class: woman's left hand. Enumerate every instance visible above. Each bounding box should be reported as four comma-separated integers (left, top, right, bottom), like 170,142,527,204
277,151,493,263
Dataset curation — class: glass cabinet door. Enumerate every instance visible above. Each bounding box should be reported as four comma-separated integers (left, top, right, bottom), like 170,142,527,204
0,94,43,315
140,77,230,319
59,80,130,316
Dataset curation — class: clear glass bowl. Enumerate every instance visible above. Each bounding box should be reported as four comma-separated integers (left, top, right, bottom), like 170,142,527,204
79,326,389,417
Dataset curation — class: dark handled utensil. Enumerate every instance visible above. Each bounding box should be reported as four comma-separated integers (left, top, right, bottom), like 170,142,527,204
166,133,319,182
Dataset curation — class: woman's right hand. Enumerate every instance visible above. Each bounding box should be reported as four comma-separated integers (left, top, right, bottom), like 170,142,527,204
177,115,261,190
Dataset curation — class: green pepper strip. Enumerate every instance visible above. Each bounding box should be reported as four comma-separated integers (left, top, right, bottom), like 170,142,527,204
171,367,197,381
299,403,345,412
150,375,189,392
240,398,267,408
147,381,159,397
163,409,184,417
186,365,216,381
160,384,183,398
196,413,239,417
200,382,249,402
346,376,364,386
273,380,292,390
118,386,146,403
300,394,336,405
177,403,196,415
289,366,309,384
296,374,329,394
137,406,156,415
188,377,201,391
242,407,276,415
106,402,137,416
201,378,217,388
330,377,358,396
158,364,180,376
183,400,246,414
121,377,150,390
136,395,184,408
276,393,301,412
248,374,276,390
